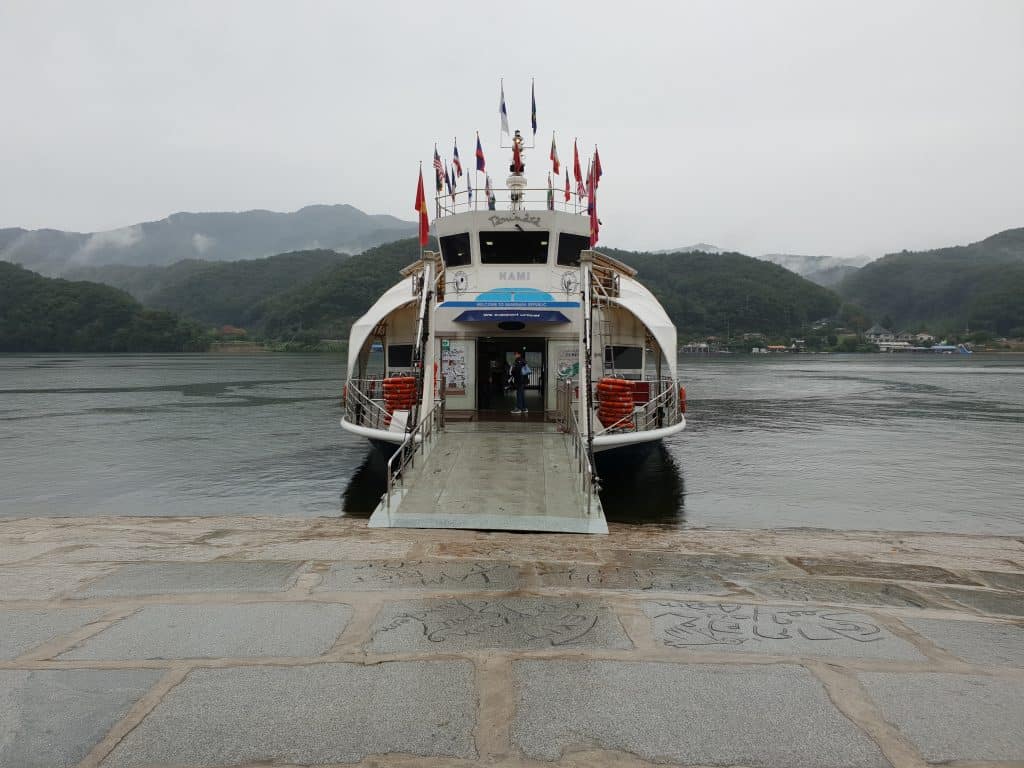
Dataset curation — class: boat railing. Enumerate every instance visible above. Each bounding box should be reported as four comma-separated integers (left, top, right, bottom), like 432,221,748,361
556,379,598,516
343,377,390,430
594,377,681,435
435,186,589,216
383,400,446,512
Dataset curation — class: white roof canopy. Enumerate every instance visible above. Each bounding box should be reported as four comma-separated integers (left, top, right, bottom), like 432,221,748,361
608,277,678,374
346,278,416,379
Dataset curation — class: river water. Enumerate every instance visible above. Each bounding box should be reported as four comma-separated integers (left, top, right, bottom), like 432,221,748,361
1,354,1021,534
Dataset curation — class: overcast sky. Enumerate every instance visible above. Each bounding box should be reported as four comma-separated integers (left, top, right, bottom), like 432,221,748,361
1,0,1021,258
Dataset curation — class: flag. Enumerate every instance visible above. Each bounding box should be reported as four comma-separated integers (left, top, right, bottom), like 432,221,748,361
499,82,509,137
414,167,429,247
485,174,495,210
573,139,585,197
549,133,560,175
433,145,443,193
452,139,463,177
588,162,599,247
585,159,593,213
564,169,570,202
531,81,537,137
444,163,453,199
466,174,473,204
475,133,485,172
593,146,602,189
547,173,554,211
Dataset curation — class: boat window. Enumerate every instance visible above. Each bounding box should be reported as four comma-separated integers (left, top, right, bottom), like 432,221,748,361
439,233,471,267
387,344,413,368
478,231,549,264
604,345,643,370
557,233,590,266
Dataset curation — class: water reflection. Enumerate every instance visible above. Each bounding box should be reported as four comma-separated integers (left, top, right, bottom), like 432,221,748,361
599,442,686,524
341,451,388,518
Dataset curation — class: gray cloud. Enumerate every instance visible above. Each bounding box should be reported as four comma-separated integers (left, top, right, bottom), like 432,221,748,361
1,0,1021,259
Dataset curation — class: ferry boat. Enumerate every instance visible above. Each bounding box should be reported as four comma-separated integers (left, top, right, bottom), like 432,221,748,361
340,114,686,476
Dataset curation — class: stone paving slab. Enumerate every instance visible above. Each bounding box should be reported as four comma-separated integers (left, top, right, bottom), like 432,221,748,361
858,672,1024,761
430,540,602,564
59,603,353,660
0,563,116,600
606,550,787,576
316,560,521,591
101,662,477,767
0,668,163,768
73,561,302,598
238,539,414,561
369,598,632,653
746,578,931,608
512,661,888,767
900,616,1024,667
789,557,977,585
643,601,926,660
536,564,731,594
928,586,1024,616
972,569,1024,591
0,608,106,659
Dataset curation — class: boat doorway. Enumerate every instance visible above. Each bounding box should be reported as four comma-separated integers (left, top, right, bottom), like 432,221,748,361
475,338,545,421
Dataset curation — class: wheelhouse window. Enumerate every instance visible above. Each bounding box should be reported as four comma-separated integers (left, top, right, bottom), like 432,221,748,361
604,345,643,369
439,233,471,267
557,233,590,266
479,231,549,264
387,344,413,368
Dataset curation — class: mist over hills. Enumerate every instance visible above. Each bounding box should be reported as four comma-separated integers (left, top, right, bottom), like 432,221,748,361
657,243,871,281
0,204,416,276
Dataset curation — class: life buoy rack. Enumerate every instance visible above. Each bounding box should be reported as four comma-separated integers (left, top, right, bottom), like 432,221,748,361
382,375,417,426
596,377,635,429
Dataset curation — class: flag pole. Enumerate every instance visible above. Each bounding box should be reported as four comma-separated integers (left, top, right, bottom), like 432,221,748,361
418,161,424,260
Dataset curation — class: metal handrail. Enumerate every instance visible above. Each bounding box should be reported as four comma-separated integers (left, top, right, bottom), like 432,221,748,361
435,186,589,216
556,379,598,517
343,377,391,430
382,400,446,512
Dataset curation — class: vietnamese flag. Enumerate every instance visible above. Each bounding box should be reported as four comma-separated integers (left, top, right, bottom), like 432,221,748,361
550,133,560,175
564,169,570,202
593,146,603,189
414,168,429,247
588,163,599,247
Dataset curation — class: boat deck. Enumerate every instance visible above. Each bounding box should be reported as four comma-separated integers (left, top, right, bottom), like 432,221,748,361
368,421,607,534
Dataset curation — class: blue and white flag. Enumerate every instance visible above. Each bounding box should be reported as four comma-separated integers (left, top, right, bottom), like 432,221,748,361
499,81,510,137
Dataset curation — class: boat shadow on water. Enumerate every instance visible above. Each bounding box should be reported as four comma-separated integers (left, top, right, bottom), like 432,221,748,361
340,442,686,526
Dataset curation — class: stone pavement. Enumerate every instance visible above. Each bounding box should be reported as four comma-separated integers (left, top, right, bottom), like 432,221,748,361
1,516,1023,768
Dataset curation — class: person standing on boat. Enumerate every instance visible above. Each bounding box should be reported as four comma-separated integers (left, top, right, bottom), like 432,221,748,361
510,351,529,414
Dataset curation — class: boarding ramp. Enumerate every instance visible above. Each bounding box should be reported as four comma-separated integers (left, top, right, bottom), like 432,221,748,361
368,404,606,534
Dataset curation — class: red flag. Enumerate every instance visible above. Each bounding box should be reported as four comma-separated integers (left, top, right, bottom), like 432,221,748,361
563,169,570,202
593,147,602,189
414,168,429,247
588,162,599,247
573,139,583,196
512,138,523,173
550,133,560,175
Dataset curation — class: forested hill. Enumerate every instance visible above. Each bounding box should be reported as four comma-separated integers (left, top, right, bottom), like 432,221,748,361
246,240,839,341
836,228,1024,334
0,263,208,352
1,204,416,276
602,247,841,338
69,250,350,328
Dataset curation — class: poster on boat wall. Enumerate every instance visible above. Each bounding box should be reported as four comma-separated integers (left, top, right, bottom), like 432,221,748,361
555,345,579,379
441,340,467,396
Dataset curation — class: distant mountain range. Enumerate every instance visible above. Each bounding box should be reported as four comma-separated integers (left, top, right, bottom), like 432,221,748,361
0,204,417,276
655,243,871,283
835,227,1024,334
